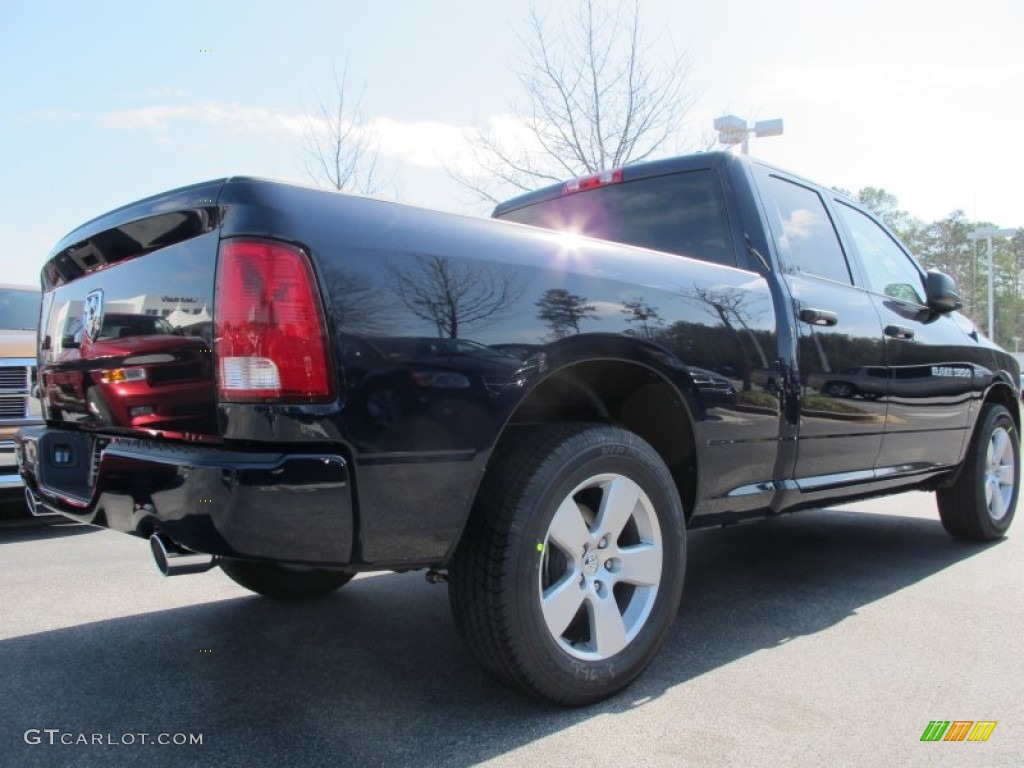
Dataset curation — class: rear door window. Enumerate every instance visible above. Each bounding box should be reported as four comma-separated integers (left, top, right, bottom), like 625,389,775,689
763,176,853,285
497,170,737,267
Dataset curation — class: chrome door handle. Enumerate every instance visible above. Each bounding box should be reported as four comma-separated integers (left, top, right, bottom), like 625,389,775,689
799,308,839,326
884,325,915,340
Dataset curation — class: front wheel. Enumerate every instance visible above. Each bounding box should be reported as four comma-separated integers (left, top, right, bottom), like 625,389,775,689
449,423,686,706
825,381,855,398
937,403,1019,541
219,560,354,600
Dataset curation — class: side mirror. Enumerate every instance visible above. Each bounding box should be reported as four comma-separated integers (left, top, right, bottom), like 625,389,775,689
61,334,80,349
925,270,962,314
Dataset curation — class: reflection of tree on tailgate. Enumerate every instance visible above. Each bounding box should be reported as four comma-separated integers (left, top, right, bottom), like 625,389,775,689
535,288,599,339
389,255,523,339
682,285,770,391
326,270,394,335
621,298,664,340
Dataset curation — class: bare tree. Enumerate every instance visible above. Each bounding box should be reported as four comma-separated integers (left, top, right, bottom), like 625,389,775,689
687,285,770,391
389,256,524,339
302,67,385,195
455,0,696,203
323,270,395,335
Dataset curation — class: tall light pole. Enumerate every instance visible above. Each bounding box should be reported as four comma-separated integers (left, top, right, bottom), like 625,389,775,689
968,227,1018,340
714,115,784,154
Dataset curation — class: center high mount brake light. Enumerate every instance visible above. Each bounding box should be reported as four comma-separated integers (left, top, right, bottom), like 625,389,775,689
562,169,623,196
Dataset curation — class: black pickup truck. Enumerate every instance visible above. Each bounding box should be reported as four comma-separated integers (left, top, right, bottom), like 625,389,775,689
16,152,1019,705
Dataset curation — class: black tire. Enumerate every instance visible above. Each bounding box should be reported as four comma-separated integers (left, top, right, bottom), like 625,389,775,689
937,403,1019,541
219,560,354,600
448,423,686,706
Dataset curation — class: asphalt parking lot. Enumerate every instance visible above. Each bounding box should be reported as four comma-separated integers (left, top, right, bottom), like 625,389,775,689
1,491,1021,767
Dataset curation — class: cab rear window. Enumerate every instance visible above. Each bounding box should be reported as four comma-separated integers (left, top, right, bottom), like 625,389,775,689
497,170,737,267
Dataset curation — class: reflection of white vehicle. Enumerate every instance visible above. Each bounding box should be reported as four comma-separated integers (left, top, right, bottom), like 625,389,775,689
0,284,42,493
809,364,976,399
809,366,887,399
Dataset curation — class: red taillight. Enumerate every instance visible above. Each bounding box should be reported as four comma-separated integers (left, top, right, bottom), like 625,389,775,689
214,238,333,403
562,168,623,195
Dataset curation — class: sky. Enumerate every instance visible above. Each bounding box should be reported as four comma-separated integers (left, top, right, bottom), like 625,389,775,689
2,0,1022,287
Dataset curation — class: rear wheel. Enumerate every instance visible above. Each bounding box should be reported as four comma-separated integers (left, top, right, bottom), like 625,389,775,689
219,560,353,600
449,423,686,706
937,404,1019,541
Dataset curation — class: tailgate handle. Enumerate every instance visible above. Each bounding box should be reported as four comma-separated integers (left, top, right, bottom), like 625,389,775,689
799,308,838,327
884,324,915,340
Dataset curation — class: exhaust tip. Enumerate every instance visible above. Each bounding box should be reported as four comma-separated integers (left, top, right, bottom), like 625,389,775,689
149,534,215,577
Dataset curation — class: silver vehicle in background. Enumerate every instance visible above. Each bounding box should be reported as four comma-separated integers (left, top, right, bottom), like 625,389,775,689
0,284,42,497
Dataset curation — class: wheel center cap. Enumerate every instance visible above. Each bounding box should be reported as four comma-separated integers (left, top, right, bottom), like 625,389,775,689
583,551,599,575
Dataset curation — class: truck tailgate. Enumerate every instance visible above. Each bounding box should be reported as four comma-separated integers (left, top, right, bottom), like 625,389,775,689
37,180,225,438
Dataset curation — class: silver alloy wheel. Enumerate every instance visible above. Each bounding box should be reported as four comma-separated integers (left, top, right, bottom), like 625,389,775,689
538,473,663,661
985,425,1015,522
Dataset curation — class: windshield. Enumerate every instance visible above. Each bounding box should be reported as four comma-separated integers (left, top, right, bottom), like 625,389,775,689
62,313,177,344
97,314,175,340
0,288,41,331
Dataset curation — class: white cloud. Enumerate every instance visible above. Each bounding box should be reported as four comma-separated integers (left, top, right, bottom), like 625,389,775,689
23,96,552,185
97,104,193,130
366,116,470,167
90,100,493,172
590,300,627,318
781,207,819,244
365,112,547,177
125,86,189,101
755,62,1023,107
97,101,309,136
25,97,561,191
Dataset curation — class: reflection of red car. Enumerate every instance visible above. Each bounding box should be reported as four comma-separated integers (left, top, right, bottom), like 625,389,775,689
44,313,215,432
